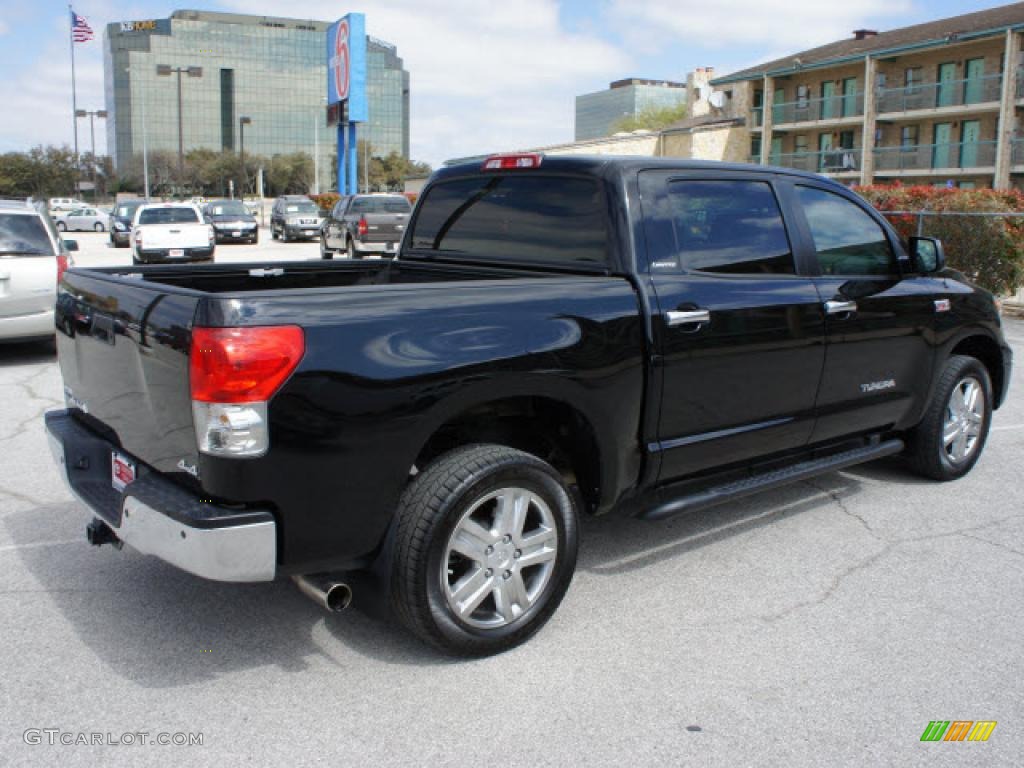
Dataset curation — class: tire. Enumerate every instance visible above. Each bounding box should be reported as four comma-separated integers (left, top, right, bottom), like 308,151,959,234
320,236,333,259
94,222,104,232
906,355,993,481
250,231,259,245
391,444,579,656
347,238,361,260
271,224,279,241
56,221,67,231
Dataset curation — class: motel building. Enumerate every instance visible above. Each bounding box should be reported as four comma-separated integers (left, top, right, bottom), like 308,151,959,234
711,2,1024,189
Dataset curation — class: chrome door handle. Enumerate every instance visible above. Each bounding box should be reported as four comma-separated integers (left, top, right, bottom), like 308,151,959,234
665,309,711,327
824,300,857,315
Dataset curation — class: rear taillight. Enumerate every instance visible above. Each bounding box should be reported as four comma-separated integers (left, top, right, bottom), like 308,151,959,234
56,254,69,284
358,217,368,237
190,326,305,457
482,153,543,170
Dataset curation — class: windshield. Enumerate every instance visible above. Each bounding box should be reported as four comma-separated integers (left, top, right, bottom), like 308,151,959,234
115,203,142,218
285,202,319,214
139,207,200,225
350,196,412,214
0,213,55,256
209,202,249,216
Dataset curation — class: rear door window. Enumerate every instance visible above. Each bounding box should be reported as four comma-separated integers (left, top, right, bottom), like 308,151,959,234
410,175,607,268
641,178,795,274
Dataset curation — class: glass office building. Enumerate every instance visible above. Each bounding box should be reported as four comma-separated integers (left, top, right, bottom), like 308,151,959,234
575,79,687,141
104,10,410,192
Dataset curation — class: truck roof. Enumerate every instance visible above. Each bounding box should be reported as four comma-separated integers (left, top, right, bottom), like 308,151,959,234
434,154,844,187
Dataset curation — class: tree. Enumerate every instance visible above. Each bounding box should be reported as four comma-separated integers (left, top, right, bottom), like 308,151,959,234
611,102,688,134
355,140,432,192
0,145,78,198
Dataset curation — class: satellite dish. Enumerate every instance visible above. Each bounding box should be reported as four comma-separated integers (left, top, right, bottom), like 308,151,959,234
709,91,726,109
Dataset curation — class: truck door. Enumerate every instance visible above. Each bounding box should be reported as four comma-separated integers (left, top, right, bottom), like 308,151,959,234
638,171,826,480
784,180,936,444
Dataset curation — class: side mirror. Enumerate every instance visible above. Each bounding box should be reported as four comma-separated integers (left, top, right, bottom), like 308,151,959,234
909,236,945,273
63,239,79,252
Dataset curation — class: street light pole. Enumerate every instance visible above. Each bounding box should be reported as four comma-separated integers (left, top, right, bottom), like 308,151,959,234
239,116,252,199
74,109,107,202
156,64,203,190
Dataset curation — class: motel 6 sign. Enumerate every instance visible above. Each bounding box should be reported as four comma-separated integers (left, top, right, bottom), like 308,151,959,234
326,13,367,122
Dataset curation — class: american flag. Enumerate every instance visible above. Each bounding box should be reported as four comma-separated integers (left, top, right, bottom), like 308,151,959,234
71,10,94,43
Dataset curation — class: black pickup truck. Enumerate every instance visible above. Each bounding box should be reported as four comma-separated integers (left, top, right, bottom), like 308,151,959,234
45,155,1011,655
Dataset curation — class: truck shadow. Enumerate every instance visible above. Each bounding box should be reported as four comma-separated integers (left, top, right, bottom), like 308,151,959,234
0,339,56,367
4,459,912,680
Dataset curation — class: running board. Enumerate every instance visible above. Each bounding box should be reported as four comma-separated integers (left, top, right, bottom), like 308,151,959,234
640,438,904,522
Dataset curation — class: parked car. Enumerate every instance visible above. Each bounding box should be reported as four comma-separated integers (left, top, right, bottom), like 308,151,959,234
48,198,86,213
270,196,323,242
131,202,214,264
320,193,412,260
202,199,259,244
109,200,147,248
46,155,1012,655
54,207,107,232
0,199,75,342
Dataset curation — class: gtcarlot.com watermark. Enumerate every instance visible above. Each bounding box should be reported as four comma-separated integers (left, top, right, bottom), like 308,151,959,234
24,729,203,747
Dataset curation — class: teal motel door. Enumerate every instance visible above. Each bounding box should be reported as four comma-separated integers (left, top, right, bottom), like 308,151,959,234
964,58,985,104
818,132,833,171
821,81,835,119
770,137,783,165
960,120,981,167
842,78,858,116
937,63,957,107
772,88,785,124
933,123,953,169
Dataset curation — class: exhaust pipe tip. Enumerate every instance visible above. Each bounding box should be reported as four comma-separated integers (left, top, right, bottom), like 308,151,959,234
292,574,352,612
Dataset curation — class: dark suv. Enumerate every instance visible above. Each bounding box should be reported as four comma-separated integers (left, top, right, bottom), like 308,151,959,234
202,199,259,244
108,199,146,248
320,193,412,259
270,196,323,242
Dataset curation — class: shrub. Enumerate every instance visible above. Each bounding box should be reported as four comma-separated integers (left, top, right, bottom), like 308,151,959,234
854,184,1024,296
309,192,340,214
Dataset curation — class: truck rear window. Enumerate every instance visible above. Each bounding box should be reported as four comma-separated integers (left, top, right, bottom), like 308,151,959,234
139,208,199,225
410,175,607,268
350,197,412,214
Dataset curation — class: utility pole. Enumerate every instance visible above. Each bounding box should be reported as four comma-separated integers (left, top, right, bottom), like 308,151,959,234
239,116,252,198
75,109,107,201
156,64,203,190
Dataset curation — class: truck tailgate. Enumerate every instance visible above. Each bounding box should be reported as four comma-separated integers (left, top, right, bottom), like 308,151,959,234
56,270,201,476
137,224,209,250
360,213,408,243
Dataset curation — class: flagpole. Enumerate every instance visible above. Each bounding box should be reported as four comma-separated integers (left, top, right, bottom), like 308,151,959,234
69,4,79,186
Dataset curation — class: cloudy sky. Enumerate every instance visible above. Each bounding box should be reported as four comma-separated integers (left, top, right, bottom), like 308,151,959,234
0,0,1008,165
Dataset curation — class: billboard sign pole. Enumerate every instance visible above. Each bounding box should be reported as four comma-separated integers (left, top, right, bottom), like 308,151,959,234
327,13,367,195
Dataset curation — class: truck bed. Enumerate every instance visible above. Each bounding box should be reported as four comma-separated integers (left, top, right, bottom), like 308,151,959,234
89,258,547,294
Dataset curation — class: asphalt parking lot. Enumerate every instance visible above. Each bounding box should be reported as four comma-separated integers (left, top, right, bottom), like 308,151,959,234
0,239,1021,765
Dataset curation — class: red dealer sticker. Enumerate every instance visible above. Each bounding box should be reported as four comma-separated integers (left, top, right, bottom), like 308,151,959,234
111,451,136,492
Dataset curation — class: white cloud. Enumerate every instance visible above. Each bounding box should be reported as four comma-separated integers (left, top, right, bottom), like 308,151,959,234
607,0,915,60
0,12,105,155
219,0,631,165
